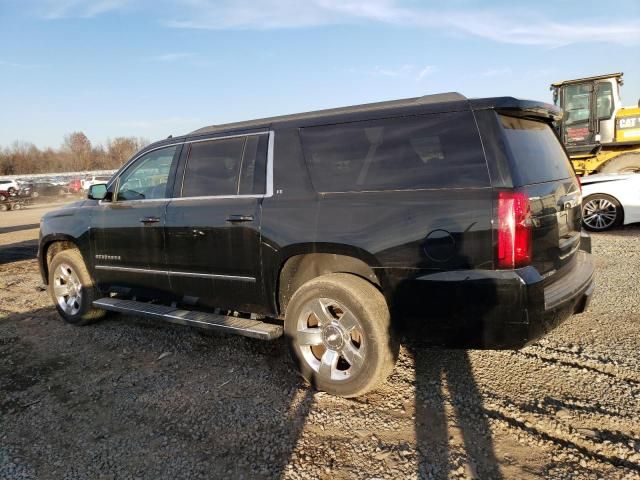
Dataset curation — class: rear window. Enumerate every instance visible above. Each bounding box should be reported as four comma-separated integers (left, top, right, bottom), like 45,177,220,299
499,115,574,186
300,111,489,192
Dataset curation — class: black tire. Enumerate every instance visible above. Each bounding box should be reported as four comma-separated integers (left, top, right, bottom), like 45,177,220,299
0,203,8,212
600,153,640,174
0,194,6,202
7,187,15,194
284,273,398,397
582,194,623,231
12,203,21,211
48,249,106,325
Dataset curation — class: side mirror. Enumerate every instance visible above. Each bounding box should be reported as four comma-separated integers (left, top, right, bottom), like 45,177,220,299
88,183,108,201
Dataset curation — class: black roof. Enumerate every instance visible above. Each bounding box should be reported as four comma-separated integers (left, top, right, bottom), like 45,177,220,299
190,92,469,137
188,92,560,139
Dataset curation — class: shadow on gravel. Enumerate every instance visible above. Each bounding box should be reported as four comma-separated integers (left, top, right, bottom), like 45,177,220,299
410,348,503,479
0,239,38,265
0,223,40,235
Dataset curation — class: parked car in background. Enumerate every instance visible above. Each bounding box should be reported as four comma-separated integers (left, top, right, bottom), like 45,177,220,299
68,178,83,193
82,175,112,191
21,181,68,198
0,179,20,194
581,173,640,231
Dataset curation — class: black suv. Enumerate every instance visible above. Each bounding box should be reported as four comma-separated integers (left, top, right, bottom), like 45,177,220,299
39,92,595,397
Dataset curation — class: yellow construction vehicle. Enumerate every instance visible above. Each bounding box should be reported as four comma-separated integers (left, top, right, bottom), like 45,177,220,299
551,72,640,175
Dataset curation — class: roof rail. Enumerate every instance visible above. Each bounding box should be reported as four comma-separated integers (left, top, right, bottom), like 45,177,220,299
415,92,466,104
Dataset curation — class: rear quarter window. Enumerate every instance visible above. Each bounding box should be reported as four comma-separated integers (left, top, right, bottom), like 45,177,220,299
300,111,489,192
499,115,575,186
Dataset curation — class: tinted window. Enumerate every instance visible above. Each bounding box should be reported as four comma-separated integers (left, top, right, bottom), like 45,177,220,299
117,146,177,201
182,137,245,197
239,134,268,195
499,115,574,186
300,111,489,192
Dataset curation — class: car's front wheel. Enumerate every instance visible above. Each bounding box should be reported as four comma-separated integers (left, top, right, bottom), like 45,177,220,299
285,273,398,397
582,194,623,231
48,248,106,325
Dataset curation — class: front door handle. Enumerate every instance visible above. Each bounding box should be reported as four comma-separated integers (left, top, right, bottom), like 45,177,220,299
226,214,254,223
140,216,160,224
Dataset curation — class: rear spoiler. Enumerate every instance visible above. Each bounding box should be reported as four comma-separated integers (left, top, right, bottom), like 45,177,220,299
470,97,562,122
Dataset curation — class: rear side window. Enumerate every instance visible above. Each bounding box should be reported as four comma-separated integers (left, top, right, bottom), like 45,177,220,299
300,111,489,192
499,115,574,186
181,134,268,197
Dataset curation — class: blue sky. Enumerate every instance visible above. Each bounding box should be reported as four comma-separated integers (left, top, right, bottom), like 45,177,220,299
1,0,639,149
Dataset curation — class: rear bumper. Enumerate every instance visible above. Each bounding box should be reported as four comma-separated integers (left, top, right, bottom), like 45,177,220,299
391,250,595,349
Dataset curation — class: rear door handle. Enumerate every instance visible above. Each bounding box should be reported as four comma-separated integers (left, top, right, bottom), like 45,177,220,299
226,214,254,223
140,216,160,224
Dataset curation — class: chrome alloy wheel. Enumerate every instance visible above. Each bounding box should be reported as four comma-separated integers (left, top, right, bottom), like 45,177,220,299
583,198,618,230
296,298,366,382
53,263,83,315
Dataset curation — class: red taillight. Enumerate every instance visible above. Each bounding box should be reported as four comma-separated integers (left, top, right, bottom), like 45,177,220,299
497,191,532,269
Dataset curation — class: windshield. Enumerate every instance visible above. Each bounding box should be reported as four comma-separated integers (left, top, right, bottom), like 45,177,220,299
499,115,575,186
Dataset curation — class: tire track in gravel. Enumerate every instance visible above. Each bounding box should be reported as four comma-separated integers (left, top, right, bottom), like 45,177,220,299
515,347,640,384
480,393,640,475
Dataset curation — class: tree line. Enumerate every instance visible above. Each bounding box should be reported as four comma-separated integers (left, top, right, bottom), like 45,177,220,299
0,132,149,176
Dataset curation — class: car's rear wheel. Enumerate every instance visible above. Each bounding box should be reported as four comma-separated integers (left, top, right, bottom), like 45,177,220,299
582,194,623,231
48,249,106,325
284,273,398,397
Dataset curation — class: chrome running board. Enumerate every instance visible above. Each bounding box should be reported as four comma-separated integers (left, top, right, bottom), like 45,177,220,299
93,297,283,341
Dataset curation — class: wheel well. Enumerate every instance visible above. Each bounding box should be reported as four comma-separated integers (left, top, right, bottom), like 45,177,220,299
277,253,381,315
44,240,78,281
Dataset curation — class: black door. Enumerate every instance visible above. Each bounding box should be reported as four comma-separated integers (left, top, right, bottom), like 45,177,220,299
90,144,181,295
164,132,270,313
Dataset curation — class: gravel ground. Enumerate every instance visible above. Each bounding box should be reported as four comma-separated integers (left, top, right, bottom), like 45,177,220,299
0,207,639,479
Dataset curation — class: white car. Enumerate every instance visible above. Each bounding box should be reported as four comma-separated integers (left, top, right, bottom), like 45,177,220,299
82,175,112,191
0,179,20,193
581,173,640,231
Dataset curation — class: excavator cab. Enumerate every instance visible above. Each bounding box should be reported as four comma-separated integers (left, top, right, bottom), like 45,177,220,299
551,73,622,155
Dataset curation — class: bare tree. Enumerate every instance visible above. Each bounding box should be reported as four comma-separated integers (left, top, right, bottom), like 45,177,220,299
63,132,93,171
0,133,150,175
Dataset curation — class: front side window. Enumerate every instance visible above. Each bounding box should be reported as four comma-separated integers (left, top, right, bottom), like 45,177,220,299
117,146,177,201
300,111,489,192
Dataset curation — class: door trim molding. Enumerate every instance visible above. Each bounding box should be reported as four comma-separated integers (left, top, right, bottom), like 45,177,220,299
95,265,256,282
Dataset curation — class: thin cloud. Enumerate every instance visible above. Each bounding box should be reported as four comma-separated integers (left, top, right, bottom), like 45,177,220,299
370,64,438,82
0,60,40,69
28,0,640,47
146,52,197,63
418,65,437,80
34,0,133,19
162,0,640,47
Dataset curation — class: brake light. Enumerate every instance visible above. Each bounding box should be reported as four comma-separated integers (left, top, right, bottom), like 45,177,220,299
497,191,532,269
